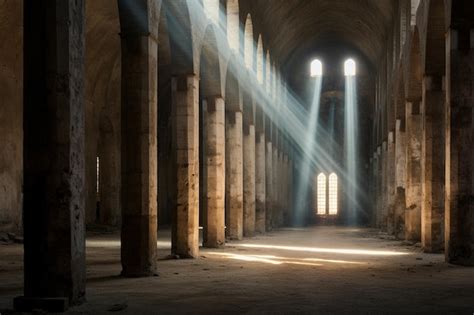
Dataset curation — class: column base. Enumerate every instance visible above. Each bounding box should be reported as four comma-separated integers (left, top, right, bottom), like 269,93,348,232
14,296,69,313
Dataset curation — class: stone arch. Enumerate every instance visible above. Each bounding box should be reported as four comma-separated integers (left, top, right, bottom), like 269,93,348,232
257,35,264,84
244,14,254,70
243,90,255,127
226,0,239,52
396,67,406,121
199,25,223,98
225,59,242,113
425,0,446,76
265,50,272,92
406,27,423,102
164,0,194,75
400,0,410,49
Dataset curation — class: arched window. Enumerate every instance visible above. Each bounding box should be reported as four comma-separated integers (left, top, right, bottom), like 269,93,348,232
310,59,322,77
344,59,356,76
317,173,327,215
328,173,338,215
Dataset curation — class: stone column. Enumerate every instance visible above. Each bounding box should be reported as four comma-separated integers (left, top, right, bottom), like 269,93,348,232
288,155,294,224
405,101,422,242
278,150,285,226
265,139,274,230
387,132,396,235
225,110,243,240
171,75,200,256
283,154,290,225
372,152,378,226
421,75,445,253
243,124,256,236
376,146,382,227
120,31,158,276
18,0,86,310
255,131,266,233
394,119,407,239
203,97,226,247
272,141,279,228
445,28,474,265
381,141,388,230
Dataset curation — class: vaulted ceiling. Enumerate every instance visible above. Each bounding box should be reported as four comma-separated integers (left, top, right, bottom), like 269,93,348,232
241,0,396,71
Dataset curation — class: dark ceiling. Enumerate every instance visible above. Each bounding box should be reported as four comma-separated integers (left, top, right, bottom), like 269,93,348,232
241,0,396,70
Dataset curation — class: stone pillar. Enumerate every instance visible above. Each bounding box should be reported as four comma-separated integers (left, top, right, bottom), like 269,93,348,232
372,152,379,227
288,155,294,224
381,141,388,230
272,142,279,228
445,28,474,265
387,132,396,234
405,101,422,242
18,0,86,310
171,75,200,256
283,154,290,225
255,132,266,233
265,140,274,230
421,75,445,253
278,150,285,226
394,119,407,239
120,31,158,276
376,147,382,227
243,124,256,236
203,97,226,247
225,110,243,240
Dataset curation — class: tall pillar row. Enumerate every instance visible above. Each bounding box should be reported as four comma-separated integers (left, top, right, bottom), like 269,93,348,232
272,136,279,228
386,131,396,234
381,141,388,230
445,28,474,265
265,138,274,231
203,97,226,247
172,75,200,257
120,30,159,276
376,146,382,227
372,152,378,226
405,101,422,242
421,75,445,253
225,110,244,240
255,131,266,233
243,123,256,236
18,0,86,311
394,119,407,239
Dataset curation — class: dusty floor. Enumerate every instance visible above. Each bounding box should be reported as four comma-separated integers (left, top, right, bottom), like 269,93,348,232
1,226,474,314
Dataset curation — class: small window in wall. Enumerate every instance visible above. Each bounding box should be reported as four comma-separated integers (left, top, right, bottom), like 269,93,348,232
328,173,338,215
317,173,327,215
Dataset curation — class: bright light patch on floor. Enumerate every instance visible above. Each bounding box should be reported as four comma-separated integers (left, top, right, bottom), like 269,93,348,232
344,59,356,76
310,59,323,77
235,244,408,256
207,253,324,267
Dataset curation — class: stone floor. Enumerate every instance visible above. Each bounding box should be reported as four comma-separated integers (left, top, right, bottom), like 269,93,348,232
1,226,474,314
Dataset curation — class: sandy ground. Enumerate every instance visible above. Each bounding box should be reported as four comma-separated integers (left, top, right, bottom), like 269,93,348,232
1,226,474,314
